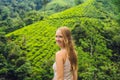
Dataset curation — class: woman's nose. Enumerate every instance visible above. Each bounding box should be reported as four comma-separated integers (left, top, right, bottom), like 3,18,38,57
56,36,60,41
56,37,59,41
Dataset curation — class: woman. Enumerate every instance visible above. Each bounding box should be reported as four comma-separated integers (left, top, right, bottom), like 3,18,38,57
53,26,78,80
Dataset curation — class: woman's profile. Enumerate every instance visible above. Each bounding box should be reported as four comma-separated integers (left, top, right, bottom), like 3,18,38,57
53,26,78,80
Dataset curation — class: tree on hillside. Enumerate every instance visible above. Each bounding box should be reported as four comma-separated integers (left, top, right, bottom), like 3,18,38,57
74,0,84,5
72,20,120,80
0,33,32,80
0,32,7,57
23,10,43,25
0,0,52,33
111,0,120,24
42,0,51,17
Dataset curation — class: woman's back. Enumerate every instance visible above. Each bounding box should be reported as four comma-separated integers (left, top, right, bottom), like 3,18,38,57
53,57,73,80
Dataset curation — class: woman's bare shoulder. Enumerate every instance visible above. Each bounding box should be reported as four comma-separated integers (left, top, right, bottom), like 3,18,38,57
56,50,67,60
56,51,63,57
56,50,66,55
55,51,63,62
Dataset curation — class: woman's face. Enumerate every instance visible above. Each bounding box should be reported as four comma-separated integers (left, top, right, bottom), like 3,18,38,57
55,30,64,48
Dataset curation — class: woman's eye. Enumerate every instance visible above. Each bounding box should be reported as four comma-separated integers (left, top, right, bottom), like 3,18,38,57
59,36,62,38
56,35,63,38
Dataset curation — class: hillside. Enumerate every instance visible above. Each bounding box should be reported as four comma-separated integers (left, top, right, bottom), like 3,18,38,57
6,0,120,79
0,0,76,33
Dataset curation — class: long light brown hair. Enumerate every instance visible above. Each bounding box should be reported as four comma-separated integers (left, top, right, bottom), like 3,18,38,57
57,26,78,71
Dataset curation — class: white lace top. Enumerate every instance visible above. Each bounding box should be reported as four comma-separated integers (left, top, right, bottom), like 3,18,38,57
53,58,73,80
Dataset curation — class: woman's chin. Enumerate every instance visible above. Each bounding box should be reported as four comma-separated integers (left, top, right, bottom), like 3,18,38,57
56,43,62,47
